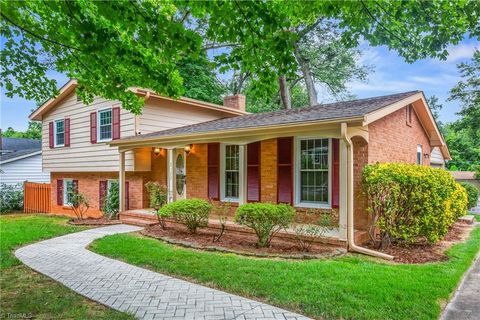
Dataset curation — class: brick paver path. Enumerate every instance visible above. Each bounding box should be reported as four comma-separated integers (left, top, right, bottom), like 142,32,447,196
15,225,310,320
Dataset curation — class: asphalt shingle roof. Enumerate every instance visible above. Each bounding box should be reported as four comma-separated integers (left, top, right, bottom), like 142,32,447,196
120,91,420,142
1,137,41,152
0,149,40,162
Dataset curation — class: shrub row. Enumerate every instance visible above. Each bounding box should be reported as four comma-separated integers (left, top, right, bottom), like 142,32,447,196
459,182,479,209
363,163,468,247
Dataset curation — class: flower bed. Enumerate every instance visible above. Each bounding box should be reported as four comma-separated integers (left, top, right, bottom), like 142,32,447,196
68,218,122,226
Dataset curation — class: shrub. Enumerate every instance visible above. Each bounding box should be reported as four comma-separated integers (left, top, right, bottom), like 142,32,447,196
145,181,168,228
103,182,119,219
70,192,90,220
235,203,295,247
0,183,23,213
211,201,232,242
459,182,479,209
363,163,468,248
158,198,211,233
292,210,334,252
475,165,480,180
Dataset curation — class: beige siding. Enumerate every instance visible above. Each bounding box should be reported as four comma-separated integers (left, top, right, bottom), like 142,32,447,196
430,147,445,168
41,93,136,172
138,98,231,134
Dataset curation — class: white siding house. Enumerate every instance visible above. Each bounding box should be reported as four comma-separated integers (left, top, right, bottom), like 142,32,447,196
430,147,445,168
0,151,50,187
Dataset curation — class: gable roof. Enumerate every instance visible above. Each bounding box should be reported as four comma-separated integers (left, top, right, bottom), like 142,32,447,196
29,79,247,121
111,90,450,160
0,149,41,164
1,137,41,152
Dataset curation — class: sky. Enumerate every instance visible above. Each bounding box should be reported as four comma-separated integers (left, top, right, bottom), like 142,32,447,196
1,37,478,131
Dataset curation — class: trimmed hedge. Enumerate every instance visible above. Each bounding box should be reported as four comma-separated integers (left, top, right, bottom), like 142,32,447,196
235,203,295,247
363,164,468,247
158,198,211,233
460,182,479,209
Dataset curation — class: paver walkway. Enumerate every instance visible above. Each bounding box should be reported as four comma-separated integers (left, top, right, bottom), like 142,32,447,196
15,225,310,320
440,228,480,320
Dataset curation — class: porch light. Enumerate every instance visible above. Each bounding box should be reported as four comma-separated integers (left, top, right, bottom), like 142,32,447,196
184,144,193,155
424,153,430,159
153,147,161,157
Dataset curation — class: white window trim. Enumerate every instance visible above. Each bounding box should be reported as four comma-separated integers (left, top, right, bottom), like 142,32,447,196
294,137,332,209
417,144,423,165
97,107,113,142
220,144,245,203
54,118,65,147
63,178,73,206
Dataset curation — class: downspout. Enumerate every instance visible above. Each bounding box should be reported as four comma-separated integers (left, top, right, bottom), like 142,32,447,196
341,123,394,260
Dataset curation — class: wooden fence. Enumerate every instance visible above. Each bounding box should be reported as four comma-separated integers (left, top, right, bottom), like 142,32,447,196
24,182,51,213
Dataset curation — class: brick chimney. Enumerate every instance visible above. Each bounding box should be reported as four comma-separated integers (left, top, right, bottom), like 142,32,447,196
223,94,246,112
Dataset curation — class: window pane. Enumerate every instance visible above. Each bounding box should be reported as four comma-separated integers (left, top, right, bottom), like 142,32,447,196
65,180,73,205
56,120,65,145
224,145,239,198
99,110,112,140
299,139,329,204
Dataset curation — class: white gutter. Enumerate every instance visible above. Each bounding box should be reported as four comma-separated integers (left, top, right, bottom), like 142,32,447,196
341,123,394,260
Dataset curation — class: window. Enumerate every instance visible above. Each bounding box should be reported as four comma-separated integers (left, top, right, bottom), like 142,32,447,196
297,138,330,206
417,144,423,165
63,179,73,206
54,119,65,147
98,109,112,141
406,104,413,126
222,145,240,201
107,179,118,195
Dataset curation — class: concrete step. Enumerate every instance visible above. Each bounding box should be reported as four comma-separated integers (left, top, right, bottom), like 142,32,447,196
458,215,475,225
119,210,158,222
121,217,158,227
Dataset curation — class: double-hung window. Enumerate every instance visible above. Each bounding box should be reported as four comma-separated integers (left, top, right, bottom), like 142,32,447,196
222,145,241,201
417,144,423,165
54,119,65,147
98,109,112,141
63,179,73,206
296,138,330,207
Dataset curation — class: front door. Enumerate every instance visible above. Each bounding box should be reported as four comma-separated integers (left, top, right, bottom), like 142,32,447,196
174,149,186,200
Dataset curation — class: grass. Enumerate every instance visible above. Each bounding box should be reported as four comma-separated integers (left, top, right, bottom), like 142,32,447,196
91,227,480,320
471,214,480,222
0,214,133,320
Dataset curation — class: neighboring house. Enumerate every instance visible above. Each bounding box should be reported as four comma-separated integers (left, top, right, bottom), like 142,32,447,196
0,137,50,187
30,80,449,244
430,146,446,168
450,171,480,191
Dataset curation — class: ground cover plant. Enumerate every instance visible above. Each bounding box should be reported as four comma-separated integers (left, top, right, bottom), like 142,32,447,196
363,163,468,248
0,214,133,319
91,226,480,320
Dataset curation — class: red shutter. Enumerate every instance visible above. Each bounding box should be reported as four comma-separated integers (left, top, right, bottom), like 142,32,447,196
49,122,54,148
277,137,293,205
57,179,64,205
112,106,121,140
331,138,340,208
90,112,97,144
207,143,220,200
99,180,107,210
72,179,78,194
247,142,261,202
125,181,130,210
64,118,71,147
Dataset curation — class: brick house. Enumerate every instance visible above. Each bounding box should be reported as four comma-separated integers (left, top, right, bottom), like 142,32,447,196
30,80,449,248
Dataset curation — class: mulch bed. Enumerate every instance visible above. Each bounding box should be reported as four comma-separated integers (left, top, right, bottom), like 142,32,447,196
68,218,122,226
365,222,473,264
141,223,345,259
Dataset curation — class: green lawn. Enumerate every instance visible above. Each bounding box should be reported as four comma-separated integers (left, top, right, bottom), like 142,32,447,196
91,227,480,320
0,214,133,320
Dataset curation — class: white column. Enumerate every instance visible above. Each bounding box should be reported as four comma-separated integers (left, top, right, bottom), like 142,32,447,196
118,150,126,212
338,140,348,240
166,148,175,203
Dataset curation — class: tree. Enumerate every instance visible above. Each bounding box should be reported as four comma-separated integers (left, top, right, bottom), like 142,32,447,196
1,1,479,113
427,95,444,131
445,50,480,171
1,121,42,139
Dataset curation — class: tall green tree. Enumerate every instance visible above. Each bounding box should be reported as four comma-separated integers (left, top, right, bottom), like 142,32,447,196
1,1,479,113
445,50,480,171
1,121,42,139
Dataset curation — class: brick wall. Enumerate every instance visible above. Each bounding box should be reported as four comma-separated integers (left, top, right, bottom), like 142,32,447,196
186,143,208,199
260,139,277,203
368,106,431,165
352,137,369,230
50,171,151,218
150,149,167,186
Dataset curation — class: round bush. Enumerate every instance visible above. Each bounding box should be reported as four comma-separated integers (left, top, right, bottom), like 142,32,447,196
459,182,479,209
234,203,295,247
363,163,468,247
158,198,212,233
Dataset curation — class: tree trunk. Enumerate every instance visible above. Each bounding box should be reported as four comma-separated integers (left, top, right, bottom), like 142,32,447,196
294,48,317,107
278,75,292,109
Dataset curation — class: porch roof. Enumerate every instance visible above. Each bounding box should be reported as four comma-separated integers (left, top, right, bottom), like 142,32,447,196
111,91,420,146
